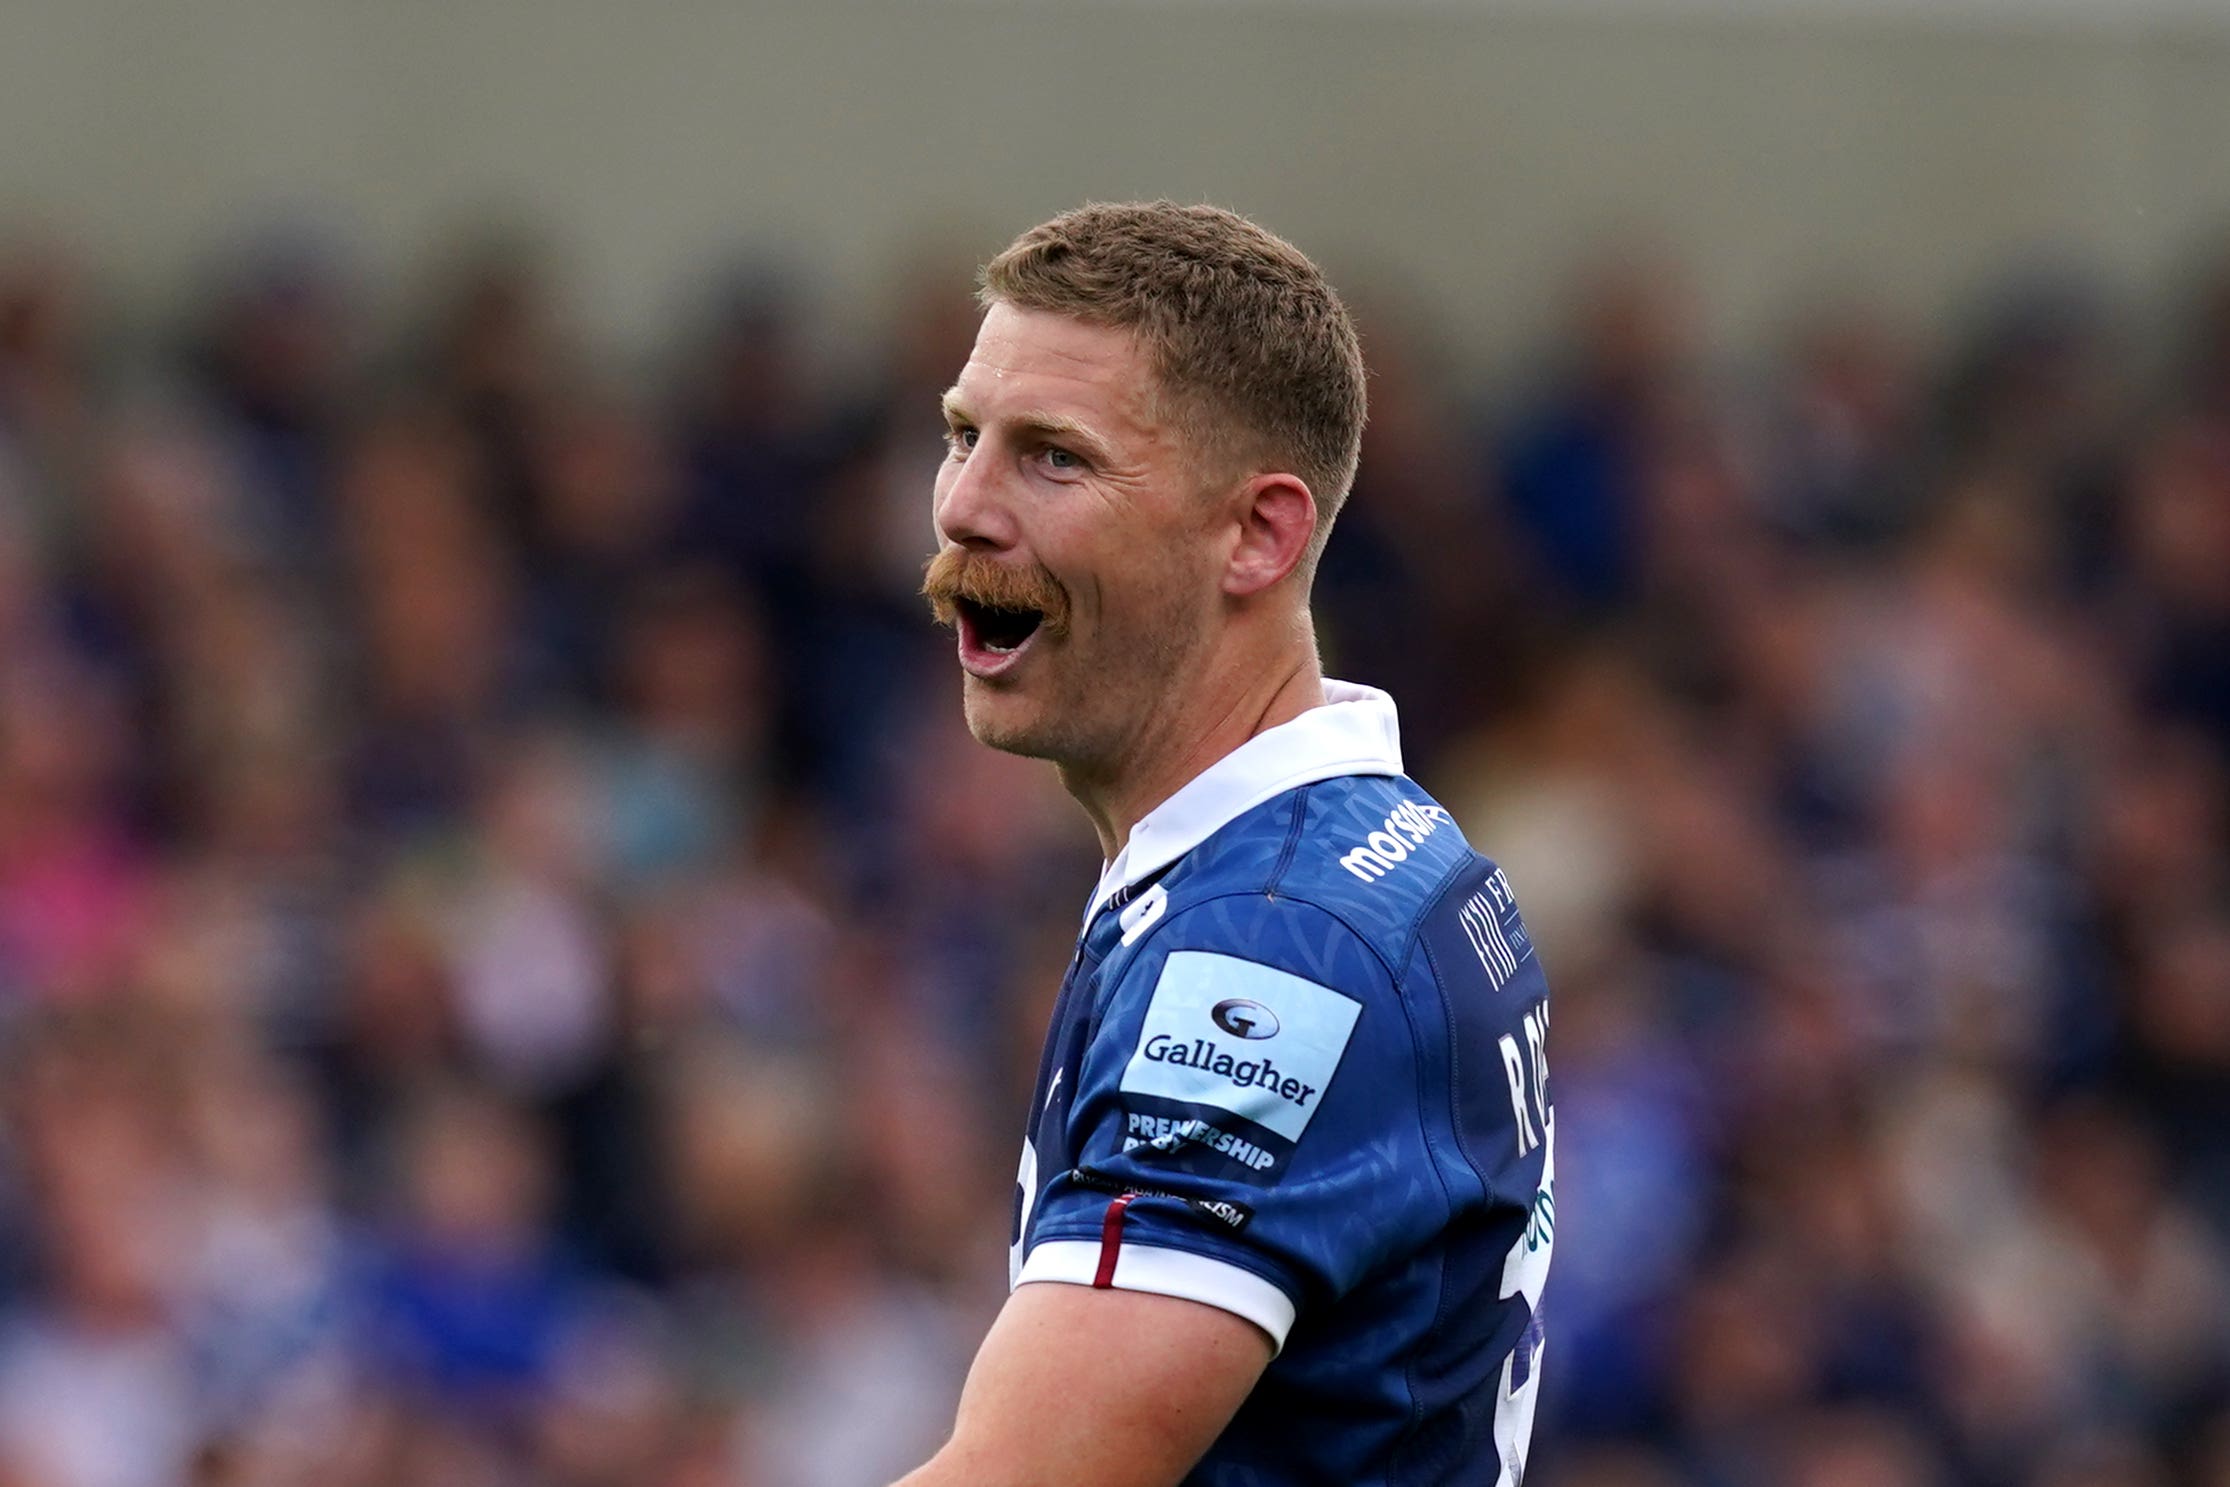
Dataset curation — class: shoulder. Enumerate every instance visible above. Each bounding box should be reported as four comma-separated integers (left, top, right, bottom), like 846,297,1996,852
1080,865,1432,1190
1103,774,1495,1014
1155,773,1474,956
1286,773,1474,908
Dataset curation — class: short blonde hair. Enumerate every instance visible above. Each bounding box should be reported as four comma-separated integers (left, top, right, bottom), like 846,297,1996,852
982,202,1367,559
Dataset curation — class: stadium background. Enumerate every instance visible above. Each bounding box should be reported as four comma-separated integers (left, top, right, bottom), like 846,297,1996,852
2,0,2230,1482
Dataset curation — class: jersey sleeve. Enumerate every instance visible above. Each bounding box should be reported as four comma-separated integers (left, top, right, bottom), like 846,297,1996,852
1014,893,1446,1354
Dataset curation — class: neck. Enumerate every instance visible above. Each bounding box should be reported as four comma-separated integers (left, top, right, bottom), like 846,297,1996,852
1061,626,1327,861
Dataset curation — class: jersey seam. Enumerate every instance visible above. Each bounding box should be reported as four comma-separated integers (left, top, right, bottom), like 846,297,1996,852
1411,911,1502,1208
1394,852,1475,973
1261,842,1474,989
1386,867,1483,1476
1264,786,1309,894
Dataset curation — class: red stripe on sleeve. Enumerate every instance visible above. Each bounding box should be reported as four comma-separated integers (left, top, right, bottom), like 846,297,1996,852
1093,1193,1139,1288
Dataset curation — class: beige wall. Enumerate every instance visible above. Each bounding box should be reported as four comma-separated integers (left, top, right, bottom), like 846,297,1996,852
3,0,2229,370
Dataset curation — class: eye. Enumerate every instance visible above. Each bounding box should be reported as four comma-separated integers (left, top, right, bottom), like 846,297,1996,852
1041,445,1083,472
944,426,978,459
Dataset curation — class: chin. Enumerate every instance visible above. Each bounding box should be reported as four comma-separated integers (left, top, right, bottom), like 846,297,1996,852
961,688,1057,760
963,682,1103,766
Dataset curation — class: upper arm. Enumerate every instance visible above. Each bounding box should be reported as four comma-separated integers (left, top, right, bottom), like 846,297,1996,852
896,1282,1270,1487
1017,897,1443,1343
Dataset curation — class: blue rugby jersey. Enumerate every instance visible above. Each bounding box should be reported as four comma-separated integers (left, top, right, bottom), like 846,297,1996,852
1010,682,1555,1486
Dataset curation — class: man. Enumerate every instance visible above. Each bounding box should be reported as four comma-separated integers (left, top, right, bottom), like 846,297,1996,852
907,203,1554,1486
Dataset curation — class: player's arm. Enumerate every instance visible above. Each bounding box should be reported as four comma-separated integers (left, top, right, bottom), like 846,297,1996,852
892,1281,1271,1487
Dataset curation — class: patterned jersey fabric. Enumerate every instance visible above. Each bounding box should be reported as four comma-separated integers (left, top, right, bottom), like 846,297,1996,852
1010,684,1555,1486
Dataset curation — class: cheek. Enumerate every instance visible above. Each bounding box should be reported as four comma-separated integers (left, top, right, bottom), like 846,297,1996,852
1045,507,1201,639
1088,551,1206,643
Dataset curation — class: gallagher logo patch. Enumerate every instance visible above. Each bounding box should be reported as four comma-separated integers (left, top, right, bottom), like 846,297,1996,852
1120,952,1361,1143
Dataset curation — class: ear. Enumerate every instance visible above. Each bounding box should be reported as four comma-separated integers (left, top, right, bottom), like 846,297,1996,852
1221,472,1318,598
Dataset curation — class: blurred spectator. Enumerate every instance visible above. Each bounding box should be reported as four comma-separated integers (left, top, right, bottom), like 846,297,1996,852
360,1081,603,1420
0,218,2218,1486
1498,247,1702,613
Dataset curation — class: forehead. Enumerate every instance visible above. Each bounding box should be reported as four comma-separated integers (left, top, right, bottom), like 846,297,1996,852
948,303,1161,436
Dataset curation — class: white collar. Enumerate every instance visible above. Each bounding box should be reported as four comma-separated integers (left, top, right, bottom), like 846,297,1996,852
1087,678,1405,921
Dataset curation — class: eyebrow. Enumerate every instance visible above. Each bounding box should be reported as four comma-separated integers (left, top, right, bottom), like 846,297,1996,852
939,389,1120,468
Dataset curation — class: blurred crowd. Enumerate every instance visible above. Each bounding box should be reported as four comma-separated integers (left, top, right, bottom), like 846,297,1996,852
0,221,2225,1487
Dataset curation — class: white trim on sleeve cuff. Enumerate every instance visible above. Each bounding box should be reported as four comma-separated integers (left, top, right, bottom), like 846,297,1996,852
1015,1240,1299,1355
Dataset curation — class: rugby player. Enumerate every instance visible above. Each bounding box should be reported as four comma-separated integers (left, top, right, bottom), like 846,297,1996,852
902,202,1554,1486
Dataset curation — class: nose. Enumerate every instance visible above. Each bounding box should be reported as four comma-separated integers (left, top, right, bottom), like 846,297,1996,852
933,439,1019,552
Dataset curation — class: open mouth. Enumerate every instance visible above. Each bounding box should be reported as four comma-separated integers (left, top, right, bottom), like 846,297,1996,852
955,597,1046,676
960,598,1043,652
